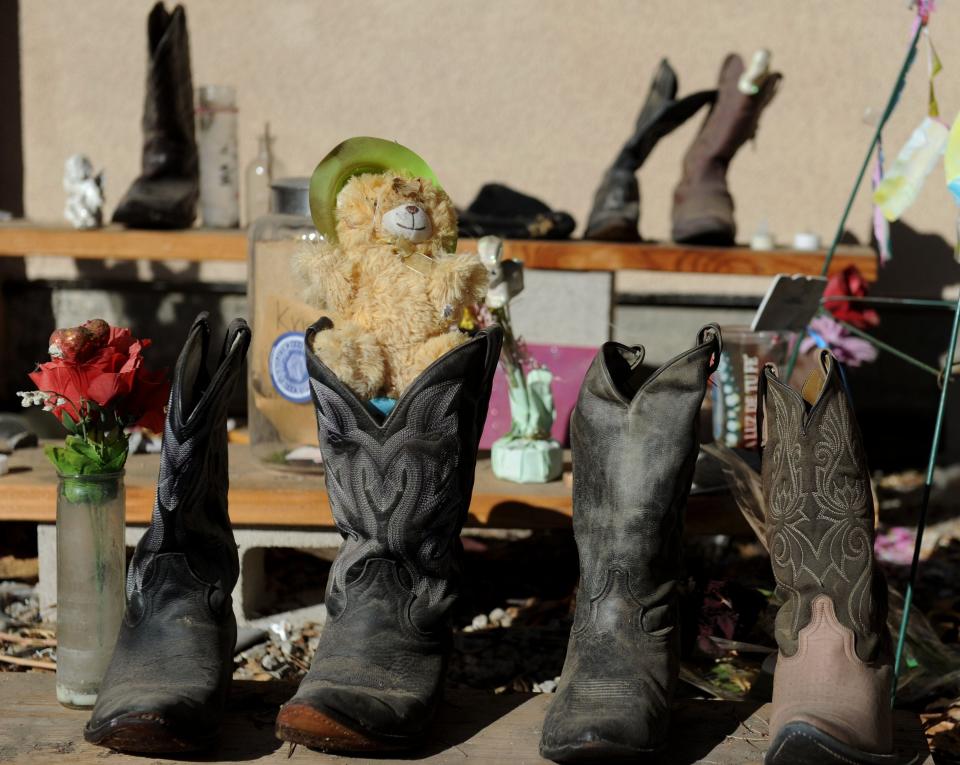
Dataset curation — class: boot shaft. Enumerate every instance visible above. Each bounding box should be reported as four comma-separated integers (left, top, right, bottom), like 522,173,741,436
128,314,250,595
761,351,887,662
306,322,502,629
141,3,197,179
571,325,720,594
679,54,781,183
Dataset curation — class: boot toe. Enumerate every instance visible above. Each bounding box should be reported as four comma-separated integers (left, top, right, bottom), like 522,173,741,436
540,686,666,761
85,685,219,752
276,684,430,752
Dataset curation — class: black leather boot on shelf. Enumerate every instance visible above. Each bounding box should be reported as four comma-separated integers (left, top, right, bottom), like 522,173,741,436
84,314,250,753
584,59,715,242
112,3,199,229
274,320,502,753
540,325,721,762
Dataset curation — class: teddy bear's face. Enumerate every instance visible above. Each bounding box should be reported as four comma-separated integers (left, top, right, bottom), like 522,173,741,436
335,171,457,253
381,201,432,243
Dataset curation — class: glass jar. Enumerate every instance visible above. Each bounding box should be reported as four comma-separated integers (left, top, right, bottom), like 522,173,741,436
712,326,791,449
248,178,323,471
55,471,126,708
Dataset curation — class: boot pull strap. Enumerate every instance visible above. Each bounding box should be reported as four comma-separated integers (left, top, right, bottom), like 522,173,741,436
697,323,723,375
219,318,251,368
757,362,775,455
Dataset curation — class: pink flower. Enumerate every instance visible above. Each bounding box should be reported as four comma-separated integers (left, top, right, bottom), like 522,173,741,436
801,315,878,367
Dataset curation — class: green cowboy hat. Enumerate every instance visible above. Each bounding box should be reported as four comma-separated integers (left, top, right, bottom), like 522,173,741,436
309,136,447,246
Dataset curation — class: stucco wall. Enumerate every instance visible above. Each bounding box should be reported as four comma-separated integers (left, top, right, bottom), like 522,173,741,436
18,1,960,251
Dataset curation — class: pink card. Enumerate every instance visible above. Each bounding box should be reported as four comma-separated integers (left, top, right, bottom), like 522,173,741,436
479,343,598,449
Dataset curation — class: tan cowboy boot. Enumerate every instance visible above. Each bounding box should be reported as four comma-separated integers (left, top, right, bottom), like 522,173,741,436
760,351,904,765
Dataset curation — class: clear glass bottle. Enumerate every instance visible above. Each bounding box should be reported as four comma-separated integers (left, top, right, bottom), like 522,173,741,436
55,471,126,708
244,122,285,226
197,84,239,228
248,178,323,472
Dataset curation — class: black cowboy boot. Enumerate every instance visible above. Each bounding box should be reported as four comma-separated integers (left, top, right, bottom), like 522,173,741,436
274,321,502,753
84,314,250,753
540,325,721,762
584,59,715,242
113,3,199,229
761,352,899,765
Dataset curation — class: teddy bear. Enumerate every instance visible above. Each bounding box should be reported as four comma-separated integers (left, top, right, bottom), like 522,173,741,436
294,159,488,402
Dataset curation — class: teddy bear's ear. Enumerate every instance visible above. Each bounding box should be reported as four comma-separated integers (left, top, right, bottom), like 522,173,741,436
310,137,443,243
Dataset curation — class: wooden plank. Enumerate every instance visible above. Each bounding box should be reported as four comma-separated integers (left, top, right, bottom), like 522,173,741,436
0,223,876,278
0,673,931,764
0,222,244,263
498,239,877,279
0,444,745,534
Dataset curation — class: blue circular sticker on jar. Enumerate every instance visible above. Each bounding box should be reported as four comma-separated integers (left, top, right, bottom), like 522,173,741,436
269,332,310,403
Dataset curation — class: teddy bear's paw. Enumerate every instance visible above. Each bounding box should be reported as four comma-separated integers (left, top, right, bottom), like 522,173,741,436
390,331,469,397
429,252,489,310
293,240,354,311
311,324,385,401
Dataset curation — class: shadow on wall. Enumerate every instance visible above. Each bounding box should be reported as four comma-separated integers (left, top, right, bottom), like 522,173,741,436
1,267,248,432
845,221,960,469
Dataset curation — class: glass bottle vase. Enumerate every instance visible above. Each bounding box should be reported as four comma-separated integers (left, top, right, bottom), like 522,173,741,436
55,472,126,708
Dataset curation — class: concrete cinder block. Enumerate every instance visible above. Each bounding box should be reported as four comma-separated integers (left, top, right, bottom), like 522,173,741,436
37,524,345,629
509,270,612,347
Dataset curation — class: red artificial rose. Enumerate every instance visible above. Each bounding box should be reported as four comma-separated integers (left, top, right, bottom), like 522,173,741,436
823,265,880,329
84,332,144,407
29,322,169,430
125,366,171,432
28,361,87,421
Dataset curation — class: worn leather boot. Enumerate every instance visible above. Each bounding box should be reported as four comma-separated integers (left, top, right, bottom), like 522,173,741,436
671,53,781,245
274,321,502,753
761,351,899,765
585,59,715,242
84,314,250,753
113,3,199,229
540,325,721,762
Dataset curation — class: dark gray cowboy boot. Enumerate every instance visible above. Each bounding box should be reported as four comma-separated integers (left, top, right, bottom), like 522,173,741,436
584,59,715,242
84,313,250,753
540,325,721,762
761,352,906,765
113,3,199,229
274,321,502,753
671,53,781,246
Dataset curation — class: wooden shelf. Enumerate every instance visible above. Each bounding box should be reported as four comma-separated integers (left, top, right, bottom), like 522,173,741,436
0,674,931,764
0,222,876,278
0,223,243,263
0,443,743,535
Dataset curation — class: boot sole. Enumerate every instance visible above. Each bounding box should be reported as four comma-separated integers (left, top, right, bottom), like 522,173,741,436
671,218,735,246
275,701,421,754
584,218,641,242
540,739,661,763
765,721,922,765
83,712,217,753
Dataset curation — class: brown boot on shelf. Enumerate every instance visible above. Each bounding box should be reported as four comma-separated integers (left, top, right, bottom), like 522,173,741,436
760,351,905,765
671,52,781,246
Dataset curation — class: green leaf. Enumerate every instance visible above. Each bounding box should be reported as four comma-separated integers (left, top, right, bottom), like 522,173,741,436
61,410,78,435
45,432,129,476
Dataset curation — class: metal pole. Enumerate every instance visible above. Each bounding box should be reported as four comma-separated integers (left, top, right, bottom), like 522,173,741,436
784,21,923,382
